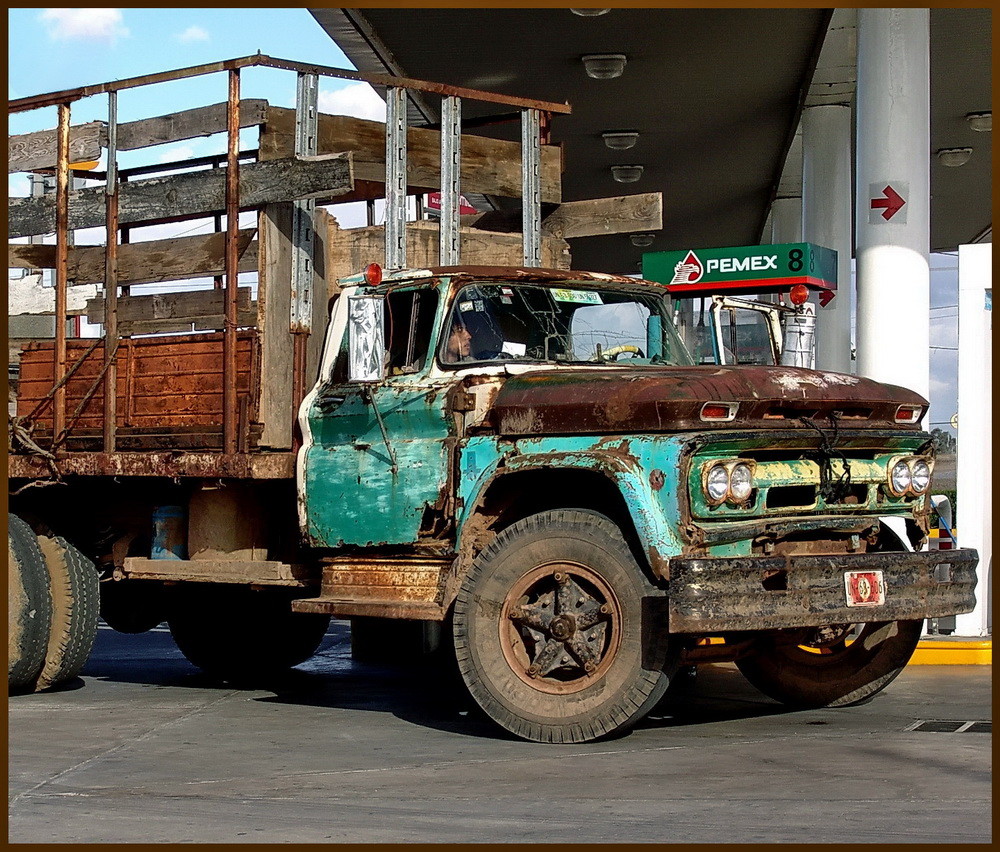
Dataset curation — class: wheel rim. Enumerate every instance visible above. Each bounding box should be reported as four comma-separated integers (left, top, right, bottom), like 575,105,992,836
500,561,621,695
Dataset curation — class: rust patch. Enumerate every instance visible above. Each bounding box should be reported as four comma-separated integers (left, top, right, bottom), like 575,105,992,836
649,468,665,491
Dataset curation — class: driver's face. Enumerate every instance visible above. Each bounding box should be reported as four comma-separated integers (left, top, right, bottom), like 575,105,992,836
447,321,472,360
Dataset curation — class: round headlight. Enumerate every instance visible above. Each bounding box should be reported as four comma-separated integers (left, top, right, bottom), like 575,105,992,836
890,460,912,495
729,463,753,502
911,460,931,494
706,465,730,504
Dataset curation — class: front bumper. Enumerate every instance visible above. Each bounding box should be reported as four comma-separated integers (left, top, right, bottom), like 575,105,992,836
667,548,978,633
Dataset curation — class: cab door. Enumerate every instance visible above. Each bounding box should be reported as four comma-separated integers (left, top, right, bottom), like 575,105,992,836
300,286,452,548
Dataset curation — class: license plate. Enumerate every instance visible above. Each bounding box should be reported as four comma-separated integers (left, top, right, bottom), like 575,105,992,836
844,570,885,607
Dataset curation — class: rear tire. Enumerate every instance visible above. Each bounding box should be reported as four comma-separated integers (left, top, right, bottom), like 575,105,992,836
735,619,923,708
168,585,330,683
454,509,678,743
8,515,52,692
35,535,101,690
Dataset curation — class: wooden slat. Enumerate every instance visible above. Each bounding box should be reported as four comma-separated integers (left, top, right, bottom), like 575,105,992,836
8,121,105,173
261,107,561,204
256,202,295,449
86,287,256,335
65,229,257,287
8,153,354,238
116,99,268,150
540,192,663,239
8,243,56,269
324,218,570,284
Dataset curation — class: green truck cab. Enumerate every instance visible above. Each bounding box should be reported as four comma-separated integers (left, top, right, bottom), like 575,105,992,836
293,264,978,743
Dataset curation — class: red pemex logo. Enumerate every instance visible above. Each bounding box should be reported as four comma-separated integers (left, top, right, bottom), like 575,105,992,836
670,250,703,285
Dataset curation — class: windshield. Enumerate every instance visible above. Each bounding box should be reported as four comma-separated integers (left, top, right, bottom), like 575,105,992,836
439,282,693,367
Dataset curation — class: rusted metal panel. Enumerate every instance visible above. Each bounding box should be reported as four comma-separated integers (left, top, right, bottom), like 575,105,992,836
7,451,295,480
291,598,447,620
319,555,453,603
121,557,315,586
489,366,927,437
17,332,258,437
667,548,978,633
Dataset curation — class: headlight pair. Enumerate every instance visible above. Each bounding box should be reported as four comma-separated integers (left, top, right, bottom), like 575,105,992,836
703,460,755,506
887,456,932,497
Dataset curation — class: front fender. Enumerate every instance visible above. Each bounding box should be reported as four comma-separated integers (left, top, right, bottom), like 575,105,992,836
456,435,688,577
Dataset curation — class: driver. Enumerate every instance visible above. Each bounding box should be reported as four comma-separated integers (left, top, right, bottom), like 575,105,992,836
445,315,473,362
444,308,504,363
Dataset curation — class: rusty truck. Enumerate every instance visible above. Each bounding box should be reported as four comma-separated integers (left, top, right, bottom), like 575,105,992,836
7,56,977,744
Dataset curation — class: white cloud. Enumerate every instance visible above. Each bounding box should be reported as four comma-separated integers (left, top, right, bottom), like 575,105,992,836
176,25,209,43
318,83,386,122
157,144,198,164
39,8,129,42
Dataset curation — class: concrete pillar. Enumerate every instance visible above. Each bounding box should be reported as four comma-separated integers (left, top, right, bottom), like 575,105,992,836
954,243,992,637
769,196,802,244
802,104,853,374
855,8,930,399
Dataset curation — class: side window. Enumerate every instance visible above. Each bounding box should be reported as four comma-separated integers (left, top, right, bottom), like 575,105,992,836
386,288,439,375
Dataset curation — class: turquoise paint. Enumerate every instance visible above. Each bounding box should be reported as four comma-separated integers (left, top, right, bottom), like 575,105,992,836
456,434,689,559
303,281,453,548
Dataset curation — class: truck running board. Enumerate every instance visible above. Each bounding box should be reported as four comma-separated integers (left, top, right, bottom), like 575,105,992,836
291,598,448,621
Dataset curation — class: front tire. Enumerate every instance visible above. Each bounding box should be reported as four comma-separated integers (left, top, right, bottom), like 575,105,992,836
453,510,677,743
735,619,923,708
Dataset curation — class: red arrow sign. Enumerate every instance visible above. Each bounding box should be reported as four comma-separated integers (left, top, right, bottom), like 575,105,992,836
870,185,906,221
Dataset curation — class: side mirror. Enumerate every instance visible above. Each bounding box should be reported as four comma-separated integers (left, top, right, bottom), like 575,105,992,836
347,294,386,382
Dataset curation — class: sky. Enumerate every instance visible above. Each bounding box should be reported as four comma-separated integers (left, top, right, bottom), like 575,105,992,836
7,8,965,436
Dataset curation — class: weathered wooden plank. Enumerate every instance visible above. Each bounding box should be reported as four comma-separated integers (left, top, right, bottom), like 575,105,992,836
8,153,354,238
8,121,105,173
324,218,570,284
116,99,268,151
540,192,663,239
256,203,295,449
65,229,257,287
261,107,561,204
8,243,56,269
86,287,256,334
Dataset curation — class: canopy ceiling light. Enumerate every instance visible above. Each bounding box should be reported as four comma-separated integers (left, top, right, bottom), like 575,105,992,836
966,111,992,132
611,164,643,183
602,131,639,150
571,8,610,15
936,147,973,167
629,233,655,247
581,53,627,79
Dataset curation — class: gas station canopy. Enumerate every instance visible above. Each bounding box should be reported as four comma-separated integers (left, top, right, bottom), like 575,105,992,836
310,7,991,275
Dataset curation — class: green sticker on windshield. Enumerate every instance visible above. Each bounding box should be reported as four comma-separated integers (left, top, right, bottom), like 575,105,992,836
551,288,603,305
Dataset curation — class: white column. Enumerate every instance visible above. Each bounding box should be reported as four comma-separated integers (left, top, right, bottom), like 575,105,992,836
855,8,930,399
954,243,992,637
802,104,853,374
769,196,802,244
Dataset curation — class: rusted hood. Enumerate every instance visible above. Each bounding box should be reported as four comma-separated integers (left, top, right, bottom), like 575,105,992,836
487,366,927,436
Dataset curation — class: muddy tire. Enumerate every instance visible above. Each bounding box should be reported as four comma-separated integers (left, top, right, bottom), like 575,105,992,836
735,619,923,708
453,509,678,743
168,585,330,683
34,535,101,691
8,515,52,692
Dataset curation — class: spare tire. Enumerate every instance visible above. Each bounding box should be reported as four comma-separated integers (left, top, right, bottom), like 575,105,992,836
35,535,100,690
8,514,52,692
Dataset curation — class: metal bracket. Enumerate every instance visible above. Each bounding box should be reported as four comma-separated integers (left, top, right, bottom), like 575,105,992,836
290,71,318,332
385,86,408,270
521,108,542,267
439,95,462,266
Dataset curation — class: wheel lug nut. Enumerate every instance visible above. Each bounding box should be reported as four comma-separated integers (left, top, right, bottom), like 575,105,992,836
600,604,612,614
554,572,566,583
527,665,540,677
584,661,595,672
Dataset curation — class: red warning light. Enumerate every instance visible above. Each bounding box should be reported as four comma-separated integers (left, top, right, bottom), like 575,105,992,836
788,283,810,305
363,263,383,287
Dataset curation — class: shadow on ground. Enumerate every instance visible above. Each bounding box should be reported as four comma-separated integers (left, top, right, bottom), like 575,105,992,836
78,621,791,741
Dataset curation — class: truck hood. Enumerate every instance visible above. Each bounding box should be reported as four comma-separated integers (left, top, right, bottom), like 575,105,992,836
487,366,927,436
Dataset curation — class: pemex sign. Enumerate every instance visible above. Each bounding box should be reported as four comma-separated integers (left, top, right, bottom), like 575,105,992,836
642,242,838,304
